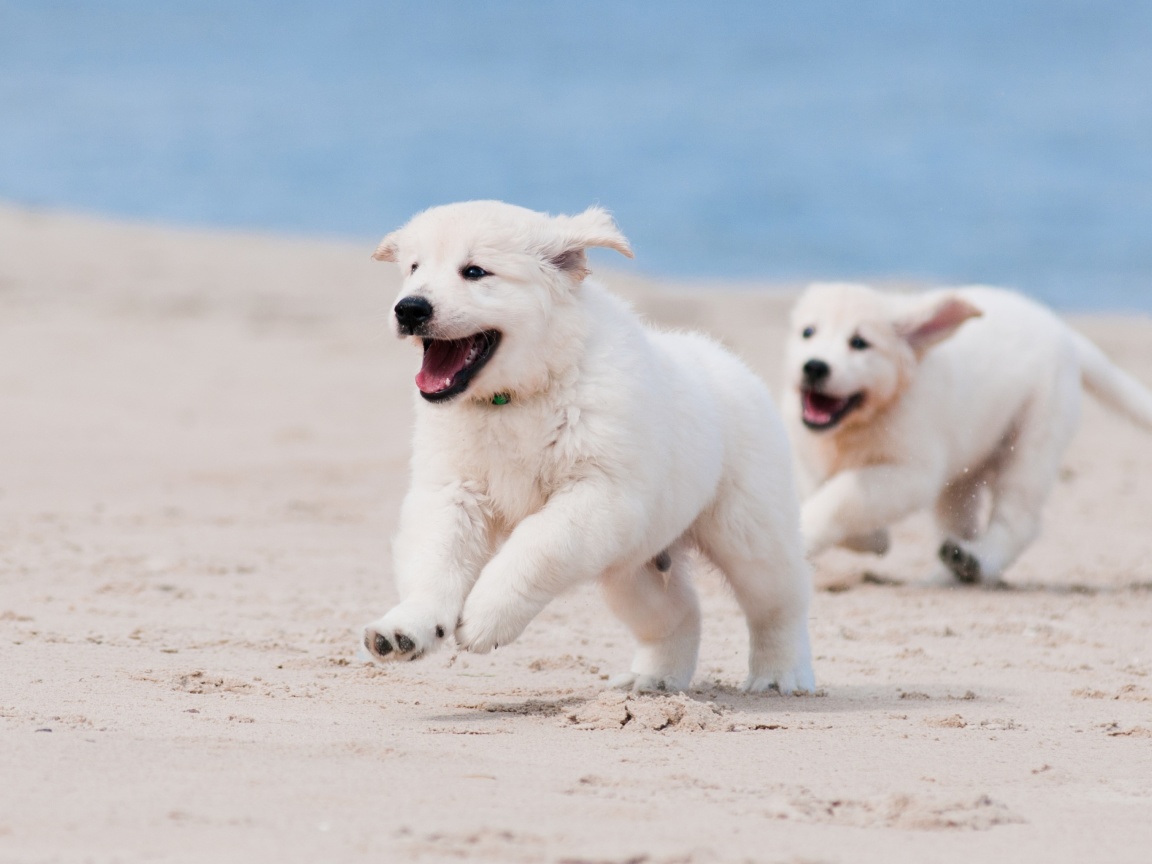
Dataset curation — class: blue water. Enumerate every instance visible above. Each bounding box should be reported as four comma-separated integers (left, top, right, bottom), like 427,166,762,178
2,1,1150,309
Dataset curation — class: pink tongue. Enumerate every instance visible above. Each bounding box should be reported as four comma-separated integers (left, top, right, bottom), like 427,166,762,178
416,338,472,394
803,392,847,425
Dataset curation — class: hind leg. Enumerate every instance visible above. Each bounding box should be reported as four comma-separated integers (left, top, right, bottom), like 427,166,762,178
936,471,988,542
925,471,990,584
600,545,701,692
694,487,815,694
939,371,1081,584
939,464,1051,584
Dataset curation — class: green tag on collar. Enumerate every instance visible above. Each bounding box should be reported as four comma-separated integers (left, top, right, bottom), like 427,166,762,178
491,392,510,406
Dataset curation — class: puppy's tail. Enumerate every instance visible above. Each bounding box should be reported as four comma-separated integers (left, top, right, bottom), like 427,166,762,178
1071,330,1152,432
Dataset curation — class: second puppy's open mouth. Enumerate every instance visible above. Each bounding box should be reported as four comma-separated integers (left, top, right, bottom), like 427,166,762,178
801,389,864,431
415,330,501,402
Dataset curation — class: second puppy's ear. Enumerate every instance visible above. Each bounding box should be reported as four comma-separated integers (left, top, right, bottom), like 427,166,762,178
895,295,983,356
372,232,399,262
545,207,634,280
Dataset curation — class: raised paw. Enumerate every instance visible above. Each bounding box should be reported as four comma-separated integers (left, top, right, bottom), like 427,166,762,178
454,608,524,655
939,540,981,584
363,603,448,663
454,578,541,654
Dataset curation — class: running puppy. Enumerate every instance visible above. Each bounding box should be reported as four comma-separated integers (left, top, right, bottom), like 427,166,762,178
785,282,1152,584
363,201,814,693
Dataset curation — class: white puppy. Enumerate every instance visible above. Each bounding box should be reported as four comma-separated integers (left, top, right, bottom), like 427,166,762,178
785,282,1152,584
362,201,814,693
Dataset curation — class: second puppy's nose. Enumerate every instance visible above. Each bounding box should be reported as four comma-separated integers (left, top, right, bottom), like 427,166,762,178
803,359,830,383
394,296,433,330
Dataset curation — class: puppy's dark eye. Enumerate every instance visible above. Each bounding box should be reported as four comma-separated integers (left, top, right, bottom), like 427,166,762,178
801,326,815,339
849,334,871,350
461,265,490,280
410,262,419,274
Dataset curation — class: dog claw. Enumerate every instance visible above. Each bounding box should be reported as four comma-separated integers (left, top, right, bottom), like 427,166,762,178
373,632,394,656
939,540,981,584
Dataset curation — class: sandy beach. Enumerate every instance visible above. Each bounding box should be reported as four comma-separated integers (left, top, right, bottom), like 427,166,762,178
2,205,1151,864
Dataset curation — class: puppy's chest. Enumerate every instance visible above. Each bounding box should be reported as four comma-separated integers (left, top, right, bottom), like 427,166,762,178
810,425,902,478
458,406,583,522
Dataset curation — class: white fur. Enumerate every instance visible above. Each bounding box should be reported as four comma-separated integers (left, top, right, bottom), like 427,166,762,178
785,282,1152,584
363,201,814,693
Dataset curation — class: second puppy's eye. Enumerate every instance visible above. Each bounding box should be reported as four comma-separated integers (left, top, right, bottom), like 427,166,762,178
410,262,419,274
801,326,815,339
461,265,490,280
849,334,871,350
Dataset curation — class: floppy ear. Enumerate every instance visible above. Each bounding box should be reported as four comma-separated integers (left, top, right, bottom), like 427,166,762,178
371,232,399,262
557,207,634,258
894,295,983,356
545,207,634,280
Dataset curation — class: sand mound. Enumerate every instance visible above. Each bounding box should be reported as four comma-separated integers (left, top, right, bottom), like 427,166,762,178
565,692,731,732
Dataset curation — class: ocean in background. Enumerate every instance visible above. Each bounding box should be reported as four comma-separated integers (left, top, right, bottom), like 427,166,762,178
1,0,1150,310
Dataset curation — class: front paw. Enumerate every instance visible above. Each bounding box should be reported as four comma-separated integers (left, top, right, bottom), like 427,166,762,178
455,584,538,654
363,603,448,663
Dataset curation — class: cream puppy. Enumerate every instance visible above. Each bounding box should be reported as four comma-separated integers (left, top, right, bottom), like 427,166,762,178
786,282,1152,584
362,201,814,693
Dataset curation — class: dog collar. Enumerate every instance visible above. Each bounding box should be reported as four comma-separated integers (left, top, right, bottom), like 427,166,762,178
491,392,510,406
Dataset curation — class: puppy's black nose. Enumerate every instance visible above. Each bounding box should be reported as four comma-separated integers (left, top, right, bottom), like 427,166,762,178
803,359,830,383
394,296,433,330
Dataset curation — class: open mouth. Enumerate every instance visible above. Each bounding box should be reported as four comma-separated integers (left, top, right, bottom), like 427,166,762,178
415,330,501,402
801,389,864,431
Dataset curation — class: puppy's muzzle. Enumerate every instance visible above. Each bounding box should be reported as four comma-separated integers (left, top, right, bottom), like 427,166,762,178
802,358,831,385
394,295,434,335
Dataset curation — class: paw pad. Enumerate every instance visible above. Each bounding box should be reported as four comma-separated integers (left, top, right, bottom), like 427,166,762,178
372,632,393,656
939,541,981,584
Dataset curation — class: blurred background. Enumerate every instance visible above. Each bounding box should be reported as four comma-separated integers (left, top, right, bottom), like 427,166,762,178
1,0,1150,309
